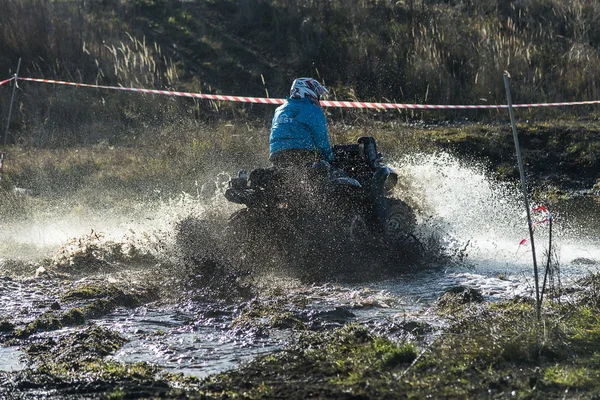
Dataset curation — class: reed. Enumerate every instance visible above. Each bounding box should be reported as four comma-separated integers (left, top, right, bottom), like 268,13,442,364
0,0,599,149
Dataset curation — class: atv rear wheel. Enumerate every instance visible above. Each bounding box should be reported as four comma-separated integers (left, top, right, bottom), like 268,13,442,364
225,208,268,269
385,198,417,239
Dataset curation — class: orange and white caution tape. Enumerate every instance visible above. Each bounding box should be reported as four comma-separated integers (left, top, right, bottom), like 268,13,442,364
321,99,600,109
16,77,600,110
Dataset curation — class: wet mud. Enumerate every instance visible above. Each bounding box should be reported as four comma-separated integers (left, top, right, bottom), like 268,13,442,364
0,215,448,398
3,264,600,398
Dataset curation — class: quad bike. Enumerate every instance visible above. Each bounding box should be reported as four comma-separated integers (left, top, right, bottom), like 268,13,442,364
223,136,421,279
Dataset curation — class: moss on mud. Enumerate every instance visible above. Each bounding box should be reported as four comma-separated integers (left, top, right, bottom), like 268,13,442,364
0,319,15,332
198,277,600,399
4,275,600,398
61,284,111,301
230,296,311,332
6,281,157,339
6,324,200,398
61,282,157,313
24,324,127,366
434,285,485,314
201,324,418,398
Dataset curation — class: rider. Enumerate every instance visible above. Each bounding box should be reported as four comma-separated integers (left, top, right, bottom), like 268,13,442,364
269,78,334,167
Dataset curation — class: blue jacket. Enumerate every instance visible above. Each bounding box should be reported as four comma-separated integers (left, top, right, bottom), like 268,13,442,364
269,97,334,162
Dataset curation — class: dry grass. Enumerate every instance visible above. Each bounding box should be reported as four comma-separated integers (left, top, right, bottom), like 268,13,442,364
1,0,599,140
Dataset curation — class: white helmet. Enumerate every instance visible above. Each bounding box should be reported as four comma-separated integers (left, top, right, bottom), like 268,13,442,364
289,78,328,104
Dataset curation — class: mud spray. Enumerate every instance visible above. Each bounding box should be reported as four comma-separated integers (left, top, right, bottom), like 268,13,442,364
1,152,599,378
1,151,599,290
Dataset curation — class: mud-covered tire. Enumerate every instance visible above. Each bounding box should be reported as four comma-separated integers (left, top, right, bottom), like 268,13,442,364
382,197,426,265
385,198,417,239
225,208,262,269
226,208,293,274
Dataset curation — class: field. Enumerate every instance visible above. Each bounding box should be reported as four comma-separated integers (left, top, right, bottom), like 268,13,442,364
1,0,600,398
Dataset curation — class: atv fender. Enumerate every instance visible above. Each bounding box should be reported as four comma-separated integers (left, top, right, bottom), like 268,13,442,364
224,187,256,205
333,177,361,188
372,167,391,196
386,168,398,195
371,167,392,228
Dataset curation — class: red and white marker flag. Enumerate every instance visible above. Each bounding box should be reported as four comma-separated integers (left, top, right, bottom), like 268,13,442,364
519,205,552,246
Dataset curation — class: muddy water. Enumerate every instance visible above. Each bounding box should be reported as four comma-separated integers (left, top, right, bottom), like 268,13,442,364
1,152,599,377
0,346,25,371
97,309,286,379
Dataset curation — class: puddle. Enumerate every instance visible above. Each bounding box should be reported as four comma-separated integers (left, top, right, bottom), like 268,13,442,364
97,309,285,378
0,152,599,380
0,347,26,372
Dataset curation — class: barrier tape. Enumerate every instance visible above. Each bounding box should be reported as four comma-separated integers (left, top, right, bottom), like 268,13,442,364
15,77,600,110
18,77,284,105
0,77,15,87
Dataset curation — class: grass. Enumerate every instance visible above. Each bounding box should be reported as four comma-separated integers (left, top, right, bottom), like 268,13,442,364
196,274,600,398
0,120,270,222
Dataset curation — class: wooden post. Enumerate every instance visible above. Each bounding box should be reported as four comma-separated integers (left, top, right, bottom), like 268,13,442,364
1,58,21,182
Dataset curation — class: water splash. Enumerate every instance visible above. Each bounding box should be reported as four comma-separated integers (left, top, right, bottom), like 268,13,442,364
391,151,600,277
0,174,240,263
2,154,598,284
